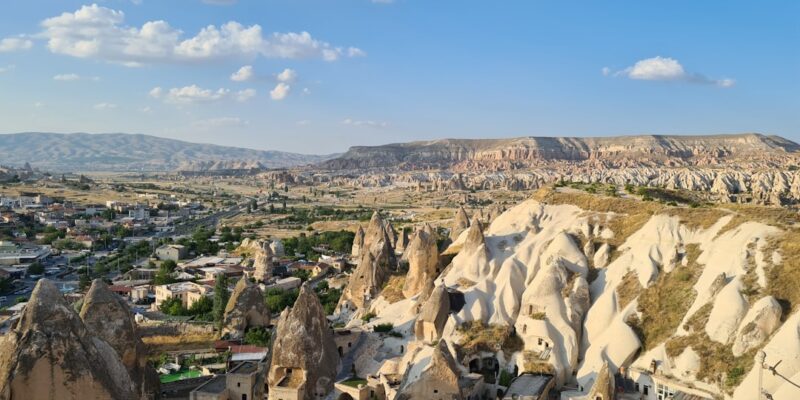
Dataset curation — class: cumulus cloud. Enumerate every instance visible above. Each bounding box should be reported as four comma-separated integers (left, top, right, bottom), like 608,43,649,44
34,4,363,66
0,37,33,52
276,68,297,83
605,56,735,88
230,65,254,81
151,84,254,104
342,118,388,128
93,102,117,110
235,88,256,102
270,82,290,100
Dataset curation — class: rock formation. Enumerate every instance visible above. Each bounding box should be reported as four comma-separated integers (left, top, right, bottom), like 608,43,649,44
221,276,270,340
351,225,365,257
79,279,159,400
397,340,462,400
338,237,393,312
396,228,410,253
587,361,615,400
270,239,285,257
402,226,440,298
414,285,450,343
322,133,798,170
0,279,137,400
268,285,339,400
450,206,470,241
252,241,274,282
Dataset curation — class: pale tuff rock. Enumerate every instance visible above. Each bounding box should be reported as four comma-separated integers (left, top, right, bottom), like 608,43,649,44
732,311,800,399
731,296,782,357
450,206,471,242
222,276,270,340
402,226,440,299
0,279,137,400
268,285,339,400
80,279,159,400
338,212,397,313
705,279,748,344
338,238,393,311
270,239,285,257
253,241,274,282
352,225,365,257
395,228,410,253
385,222,398,249
397,340,462,400
414,285,451,343
587,361,615,400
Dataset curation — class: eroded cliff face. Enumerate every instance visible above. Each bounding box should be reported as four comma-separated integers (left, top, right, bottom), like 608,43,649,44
321,133,798,170
80,279,159,400
354,192,800,399
0,279,137,400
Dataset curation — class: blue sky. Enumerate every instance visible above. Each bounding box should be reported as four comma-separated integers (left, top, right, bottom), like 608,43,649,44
0,1,797,154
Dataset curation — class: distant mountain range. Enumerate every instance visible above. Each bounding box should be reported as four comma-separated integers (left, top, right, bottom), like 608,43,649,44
0,132,335,172
322,133,799,170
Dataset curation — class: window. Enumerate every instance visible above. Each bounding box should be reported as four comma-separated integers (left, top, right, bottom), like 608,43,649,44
634,382,639,392
643,385,649,395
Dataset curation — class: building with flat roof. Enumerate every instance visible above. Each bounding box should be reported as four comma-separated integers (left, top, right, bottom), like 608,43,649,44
153,281,211,310
502,373,554,400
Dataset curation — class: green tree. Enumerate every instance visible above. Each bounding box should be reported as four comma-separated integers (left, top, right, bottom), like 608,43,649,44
26,262,44,275
159,297,187,316
153,264,176,285
161,259,178,272
244,327,271,347
213,274,229,329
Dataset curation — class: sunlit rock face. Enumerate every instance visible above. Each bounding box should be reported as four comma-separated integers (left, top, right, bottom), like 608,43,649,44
0,279,138,400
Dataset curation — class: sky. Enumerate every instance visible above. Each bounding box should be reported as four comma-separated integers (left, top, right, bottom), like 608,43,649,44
0,0,798,154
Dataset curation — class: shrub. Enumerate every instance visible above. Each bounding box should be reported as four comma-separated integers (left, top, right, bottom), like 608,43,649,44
373,323,394,333
361,312,377,322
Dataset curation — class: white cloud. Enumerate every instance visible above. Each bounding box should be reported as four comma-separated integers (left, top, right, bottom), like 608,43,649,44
158,85,229,104
605,56,735,88
53,73,81,81
230,65,254,81
626,56,685,81
347,47,367,57
149,86,163,98
270,82,290,100
0,37,33,52
53,73,100,81
235,88,256,102
276,68,297,83
140,106,152,113
93,102,117,110
152,84,255,104
35,4,363,66
33,102,45,108
0,65,15,73
296,120,311,126
342,118,389,128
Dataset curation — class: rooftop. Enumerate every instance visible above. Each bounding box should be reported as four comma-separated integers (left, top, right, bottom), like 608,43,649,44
191,374,227,395
503,374,553,398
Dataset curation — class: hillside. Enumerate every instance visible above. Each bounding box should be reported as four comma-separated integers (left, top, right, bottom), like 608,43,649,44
0,132,333,172
322,133,799,170
338,189,800,399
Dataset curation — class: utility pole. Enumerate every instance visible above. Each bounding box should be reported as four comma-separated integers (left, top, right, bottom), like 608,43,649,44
758,350,765,400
